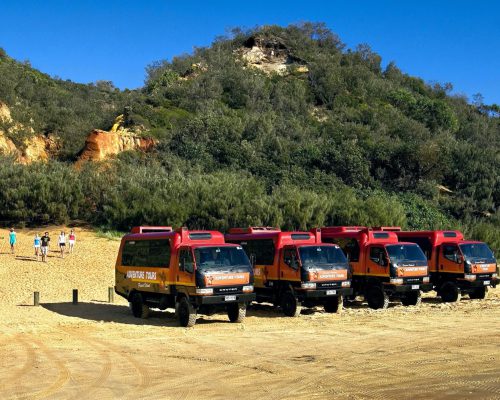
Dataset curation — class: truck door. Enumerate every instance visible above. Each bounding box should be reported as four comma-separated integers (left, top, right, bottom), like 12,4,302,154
440,244,463,274
366,246,389,277
280,246,301,282
240,240,268,288
177,247,196,288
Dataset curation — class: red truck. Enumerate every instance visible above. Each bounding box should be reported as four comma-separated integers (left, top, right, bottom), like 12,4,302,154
225,227,353,316
320,226,432,309
382,229,498,302
115,226,255,327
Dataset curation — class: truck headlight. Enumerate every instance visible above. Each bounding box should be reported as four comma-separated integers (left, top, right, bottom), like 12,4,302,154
464,274,476,281
301,282,316,289
242,285,253,293
341,280,351,287
196,288,214,295
492,273,498,278
423,276,430,283
390,278,403,285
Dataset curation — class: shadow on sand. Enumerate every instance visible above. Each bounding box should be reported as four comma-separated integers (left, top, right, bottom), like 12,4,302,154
41,302,243,327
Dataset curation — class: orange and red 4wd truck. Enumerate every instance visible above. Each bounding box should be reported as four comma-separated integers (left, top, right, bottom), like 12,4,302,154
225,227,353,316
320,226,432,309
115,226,255,327
383,229,499,302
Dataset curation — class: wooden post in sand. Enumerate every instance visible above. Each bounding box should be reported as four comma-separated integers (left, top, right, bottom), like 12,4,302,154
34,291,40,306
108,287,114,303
72,289,78,305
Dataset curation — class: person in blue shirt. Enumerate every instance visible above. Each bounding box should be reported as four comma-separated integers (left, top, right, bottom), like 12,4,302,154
9,228,17,255
34,233,41,261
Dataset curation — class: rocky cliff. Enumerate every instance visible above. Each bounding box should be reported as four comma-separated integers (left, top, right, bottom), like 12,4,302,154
0,101,60,163
1,102,156,164
236,35,308,75
76,129,157,165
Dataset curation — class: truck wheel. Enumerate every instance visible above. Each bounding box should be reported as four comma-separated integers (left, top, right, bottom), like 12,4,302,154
440,282,461,303
469,286,488,300
177,297,197,327
227,303,246,323
366,286,389,310
324,295,343,313
281,291,301,317
130,293,150,319
401,290,422,306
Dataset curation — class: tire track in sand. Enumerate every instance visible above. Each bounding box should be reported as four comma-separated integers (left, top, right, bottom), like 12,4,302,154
0,336,36,396
17,337,71,400
88,336,154,399
60,328,113,400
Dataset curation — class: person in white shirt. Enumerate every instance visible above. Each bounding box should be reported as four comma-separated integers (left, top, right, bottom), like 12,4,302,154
58,231,66,259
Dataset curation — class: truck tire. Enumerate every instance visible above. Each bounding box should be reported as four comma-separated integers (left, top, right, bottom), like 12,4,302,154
177,297,197,327
324,295,343,313
366,286,389,310
227,303,246,323
440,281,461,303
130,292,150,319
469,286,488,300
281,291,301,317
401,290,422,306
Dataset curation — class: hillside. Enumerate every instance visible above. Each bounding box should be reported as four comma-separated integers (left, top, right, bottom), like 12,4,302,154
0,23,498,250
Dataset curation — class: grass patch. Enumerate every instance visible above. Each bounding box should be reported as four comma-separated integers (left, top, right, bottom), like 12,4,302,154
94,228,125,241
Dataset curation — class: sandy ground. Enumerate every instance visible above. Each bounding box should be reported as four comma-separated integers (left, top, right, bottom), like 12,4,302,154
0,227,499,400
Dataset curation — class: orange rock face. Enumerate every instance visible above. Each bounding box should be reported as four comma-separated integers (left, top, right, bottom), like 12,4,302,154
76,129,157,164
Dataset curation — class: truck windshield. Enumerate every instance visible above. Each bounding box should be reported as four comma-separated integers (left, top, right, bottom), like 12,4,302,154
459,243,495,261
386,244,427,263
299,246,348,270
194,246,251,271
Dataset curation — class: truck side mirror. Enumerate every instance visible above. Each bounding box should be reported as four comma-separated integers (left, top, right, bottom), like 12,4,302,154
250,253,256,267
457,255,464,264
290,257,298,270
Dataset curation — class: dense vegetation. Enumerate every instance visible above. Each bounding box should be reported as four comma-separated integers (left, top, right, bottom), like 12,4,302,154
0,24,498,251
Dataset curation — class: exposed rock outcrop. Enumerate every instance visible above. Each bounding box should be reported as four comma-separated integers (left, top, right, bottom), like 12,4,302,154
236,35,308,75
0,101,60,163
19,135,60,163
76,129,157,165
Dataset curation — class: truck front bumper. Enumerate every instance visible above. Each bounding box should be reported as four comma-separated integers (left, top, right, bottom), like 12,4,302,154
196,293,256,305
383,283,433,293
299,287,353,298
457,278,498,290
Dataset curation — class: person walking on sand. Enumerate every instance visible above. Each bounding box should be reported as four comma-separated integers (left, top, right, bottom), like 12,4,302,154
58,231,66,258
9,228,17,255
40,232,50,262
68,229,76,254
34,233,41,261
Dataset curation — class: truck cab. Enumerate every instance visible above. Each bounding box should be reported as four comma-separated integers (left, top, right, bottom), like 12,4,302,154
115,226,255,327
386,229,498,302
320,226,432,309
225,227,353,316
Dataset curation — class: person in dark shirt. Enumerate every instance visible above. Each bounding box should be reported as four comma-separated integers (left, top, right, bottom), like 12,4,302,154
41,232,50,262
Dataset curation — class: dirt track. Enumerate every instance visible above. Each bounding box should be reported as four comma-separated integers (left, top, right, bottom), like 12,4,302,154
0,228,499,399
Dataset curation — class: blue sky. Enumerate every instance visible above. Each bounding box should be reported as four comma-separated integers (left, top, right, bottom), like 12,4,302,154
1,0,499,104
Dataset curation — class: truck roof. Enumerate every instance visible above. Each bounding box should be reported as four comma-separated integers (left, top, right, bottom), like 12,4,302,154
320,226,400,244
123,227,229,247
392,230,466,245
226,227,322,246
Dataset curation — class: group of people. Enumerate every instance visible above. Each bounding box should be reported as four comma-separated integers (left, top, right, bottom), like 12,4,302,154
7,228,76,262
